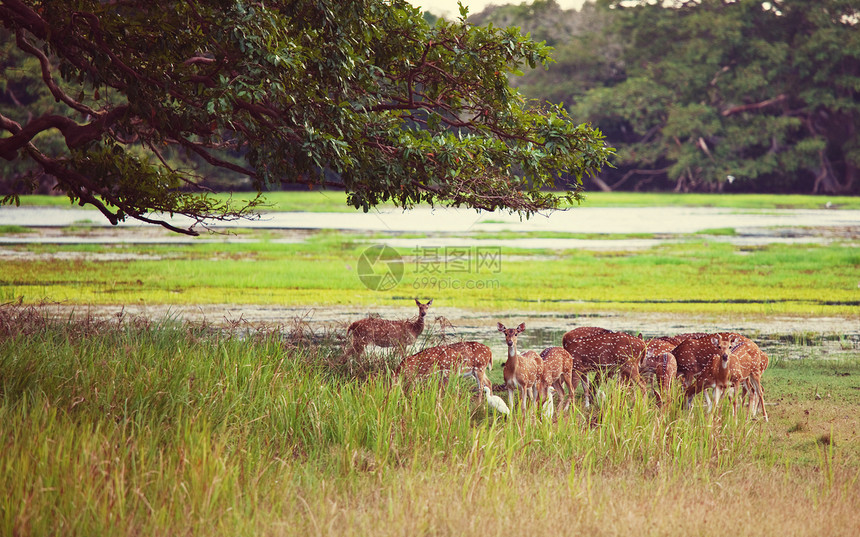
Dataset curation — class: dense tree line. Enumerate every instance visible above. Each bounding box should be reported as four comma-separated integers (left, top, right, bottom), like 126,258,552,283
477,0,859,194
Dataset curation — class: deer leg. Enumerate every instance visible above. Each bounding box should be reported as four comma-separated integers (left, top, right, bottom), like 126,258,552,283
753,376,768,422
743,380,756,416
651,385,664,407
559,377,573,412
588,373,602,406
475,369,490,403
684,383,699,410
346,338,362,359
703,388,714,413
580,374,592,408
566,375,579,412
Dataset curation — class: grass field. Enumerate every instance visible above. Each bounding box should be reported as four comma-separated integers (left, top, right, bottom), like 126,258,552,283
0,308,858,536
1,192,858,535
2,229,858,316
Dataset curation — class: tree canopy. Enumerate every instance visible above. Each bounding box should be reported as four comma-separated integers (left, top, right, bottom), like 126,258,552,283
0,0,611,234
480,0,859,194
579,0,859,193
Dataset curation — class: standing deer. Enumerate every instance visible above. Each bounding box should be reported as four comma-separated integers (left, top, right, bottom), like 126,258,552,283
396,341,493,400
672,335,722,387
683,336,740,412
538,346,585,412
639,336,681,406
498,322,543,412
674,332,768,420
562,330,646,400
346,298,432,357
562,326,612,350
746,350,769,420
713,332,769,421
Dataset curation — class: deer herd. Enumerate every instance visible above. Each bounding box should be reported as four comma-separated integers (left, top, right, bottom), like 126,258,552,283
347,298,770,421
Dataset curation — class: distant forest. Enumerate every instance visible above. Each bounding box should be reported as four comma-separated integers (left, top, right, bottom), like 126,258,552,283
459,0,859,194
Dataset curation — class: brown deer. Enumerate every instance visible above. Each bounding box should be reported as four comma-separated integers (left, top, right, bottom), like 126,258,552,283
562,330,646,399
744,350,769,420
675,332,768,420
498,322,543,412
536,346,580,413
713,332,769,421
639,336,680,406
346,299,432,357
683,336,740,412
396,341,493,401
561,326,612,350
672,335,723,387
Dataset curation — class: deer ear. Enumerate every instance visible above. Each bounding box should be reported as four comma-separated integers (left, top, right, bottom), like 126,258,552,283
517,323,526,332
414,298,420,305
711,337,719,346
427,299,433,305
497,322,505,332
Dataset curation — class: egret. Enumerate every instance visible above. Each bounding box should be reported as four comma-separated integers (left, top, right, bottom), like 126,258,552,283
542,386,556,421
483,386,510,417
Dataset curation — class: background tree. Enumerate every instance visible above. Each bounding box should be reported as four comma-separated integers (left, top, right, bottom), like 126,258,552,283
0,0,612,235
572,0,859,193
470,1,624,109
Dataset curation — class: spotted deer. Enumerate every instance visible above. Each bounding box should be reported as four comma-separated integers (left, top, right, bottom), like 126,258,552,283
683,336,740,412
396,341,493,400
639,336,681,406
346,299,432,357
675,332,768,420
714,332,769,421
672,335,723,387
498,322,543,412
538,346,587,412
562,330,646,399
561,326,612,350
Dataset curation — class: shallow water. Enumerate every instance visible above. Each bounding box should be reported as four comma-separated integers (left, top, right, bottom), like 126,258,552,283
33,303,859,367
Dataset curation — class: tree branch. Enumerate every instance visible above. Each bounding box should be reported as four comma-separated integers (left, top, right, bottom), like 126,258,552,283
721,94,788,117
15,28,98,117
0,107,129,160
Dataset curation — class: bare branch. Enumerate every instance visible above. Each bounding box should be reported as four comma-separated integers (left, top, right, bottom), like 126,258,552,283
721,94,788,117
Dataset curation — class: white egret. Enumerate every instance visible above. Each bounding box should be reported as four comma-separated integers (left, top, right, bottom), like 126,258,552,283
482,386,510,417
542,386,556,421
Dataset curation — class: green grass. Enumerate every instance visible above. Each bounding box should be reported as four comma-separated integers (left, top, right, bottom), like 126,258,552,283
12,191,860,211
1,309,858,536
2,233,858,315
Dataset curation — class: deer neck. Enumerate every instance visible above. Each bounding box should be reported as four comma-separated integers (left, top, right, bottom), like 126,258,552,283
409,314,426,337
507,342,519,363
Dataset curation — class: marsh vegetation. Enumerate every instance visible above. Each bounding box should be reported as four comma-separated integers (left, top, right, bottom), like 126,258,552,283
1,306,858,536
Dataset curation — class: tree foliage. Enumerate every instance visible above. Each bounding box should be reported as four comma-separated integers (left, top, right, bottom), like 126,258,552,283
477,0,859,194
571,0,860,193
0,0,611,234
